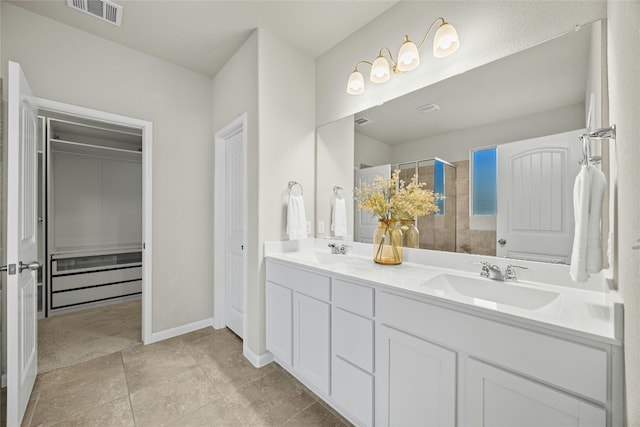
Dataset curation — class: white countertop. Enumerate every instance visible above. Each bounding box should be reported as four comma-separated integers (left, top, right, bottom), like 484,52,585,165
265,239,623,346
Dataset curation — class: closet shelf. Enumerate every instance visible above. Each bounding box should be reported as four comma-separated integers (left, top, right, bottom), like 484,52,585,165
51,138,142,161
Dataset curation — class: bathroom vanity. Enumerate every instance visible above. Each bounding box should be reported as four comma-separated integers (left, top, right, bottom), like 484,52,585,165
265,240,623,427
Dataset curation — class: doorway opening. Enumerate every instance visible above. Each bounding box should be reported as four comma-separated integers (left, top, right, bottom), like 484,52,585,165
34,99,152,373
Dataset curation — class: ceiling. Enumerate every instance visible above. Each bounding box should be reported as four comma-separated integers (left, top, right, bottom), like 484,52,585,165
354,22,592,145
7,0,398,77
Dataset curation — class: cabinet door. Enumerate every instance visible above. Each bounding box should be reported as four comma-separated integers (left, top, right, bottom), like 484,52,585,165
377,326,457,427
266,281,293,366
466,359,606,427
333,356,374,427
294,292,331,395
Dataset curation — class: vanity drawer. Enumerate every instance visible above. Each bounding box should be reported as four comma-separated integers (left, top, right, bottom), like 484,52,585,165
332,356,374,427
333,279,374,317
334,307,374,372
266,262,331,302
378,291,608,403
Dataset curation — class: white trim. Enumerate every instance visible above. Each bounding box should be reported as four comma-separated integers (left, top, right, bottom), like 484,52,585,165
213,114,248,338
35,97,154,344
1,374,6,388
147,317,215,344
243,344,274,368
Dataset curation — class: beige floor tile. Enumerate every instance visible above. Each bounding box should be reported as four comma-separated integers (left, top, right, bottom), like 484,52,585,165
166,397,244,426
178,326,218,345
123,341,198,393
282,401,348,426
229,368,317,425
129,365,220,427
29,367,129,427
35,352,123,394
49,396,135,427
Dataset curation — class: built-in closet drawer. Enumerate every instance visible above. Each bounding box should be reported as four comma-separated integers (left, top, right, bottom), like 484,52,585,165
52,267,142,292
51,280,141,309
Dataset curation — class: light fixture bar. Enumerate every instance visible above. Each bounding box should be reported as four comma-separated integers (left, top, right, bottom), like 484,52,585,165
347,17,460,95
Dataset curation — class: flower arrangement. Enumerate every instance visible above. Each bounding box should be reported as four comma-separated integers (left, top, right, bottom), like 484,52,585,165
354,170,442,264
354,170,441,220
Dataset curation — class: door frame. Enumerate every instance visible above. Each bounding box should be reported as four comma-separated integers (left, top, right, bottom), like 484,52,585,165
35,97,153,344
213,114,247,340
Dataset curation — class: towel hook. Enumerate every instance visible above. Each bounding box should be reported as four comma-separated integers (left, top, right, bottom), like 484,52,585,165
288,180,303,195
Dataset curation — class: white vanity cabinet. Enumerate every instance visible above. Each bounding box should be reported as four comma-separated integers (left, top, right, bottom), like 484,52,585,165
377,290,619,427
332,279,375,426
265,261,331,395
264,256,622,427
466,359,606,426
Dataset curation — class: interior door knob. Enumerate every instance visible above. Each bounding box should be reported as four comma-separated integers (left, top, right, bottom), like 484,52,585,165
498,239,507,246
19,261,41,273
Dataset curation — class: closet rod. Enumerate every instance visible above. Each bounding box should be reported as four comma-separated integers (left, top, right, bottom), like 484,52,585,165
51,138,142,155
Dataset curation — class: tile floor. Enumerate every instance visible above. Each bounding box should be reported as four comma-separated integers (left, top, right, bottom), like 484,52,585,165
20,327,350,427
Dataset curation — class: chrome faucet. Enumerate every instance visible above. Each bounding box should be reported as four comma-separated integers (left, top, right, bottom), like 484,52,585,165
504,265,528,282
328,243,347,255
473,261,504,281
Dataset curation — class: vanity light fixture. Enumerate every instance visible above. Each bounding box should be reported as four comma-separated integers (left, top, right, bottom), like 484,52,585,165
346,17,459,95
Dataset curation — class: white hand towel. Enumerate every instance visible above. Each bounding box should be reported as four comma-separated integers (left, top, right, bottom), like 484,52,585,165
586,167,607,274
286,194,308,240
570,165,592,282
331,197,348,237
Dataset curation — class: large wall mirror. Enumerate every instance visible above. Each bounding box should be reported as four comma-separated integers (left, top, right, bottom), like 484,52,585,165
316,19,610,265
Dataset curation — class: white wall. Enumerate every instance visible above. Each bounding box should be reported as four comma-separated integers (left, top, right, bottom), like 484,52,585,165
316,1,605,126
354,131,392,167
212,28,315,357
256,29,316,355
1,3,214,333
212,31,259,350
607,0,640,423
391,103,584,163
317,117,354,239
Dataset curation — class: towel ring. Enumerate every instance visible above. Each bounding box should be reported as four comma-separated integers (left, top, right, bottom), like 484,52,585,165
333,186,345,199
288,180,303,195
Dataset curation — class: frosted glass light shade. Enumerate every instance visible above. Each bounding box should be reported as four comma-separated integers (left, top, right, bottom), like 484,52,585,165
370,55,390,83
433,23,459,57
397,37,420,72
347,70,365,95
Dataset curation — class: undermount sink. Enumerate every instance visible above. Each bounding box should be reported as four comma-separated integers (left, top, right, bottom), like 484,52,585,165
421,273,561,311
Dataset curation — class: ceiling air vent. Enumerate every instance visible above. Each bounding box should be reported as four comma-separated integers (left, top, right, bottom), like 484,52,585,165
67,0,123,27
417,103,440,114
354,117,373,126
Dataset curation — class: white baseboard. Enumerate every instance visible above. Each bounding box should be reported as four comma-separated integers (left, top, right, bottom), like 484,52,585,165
243,344,274,368
146,317,215,344
212,317,225,329
1,373,6,388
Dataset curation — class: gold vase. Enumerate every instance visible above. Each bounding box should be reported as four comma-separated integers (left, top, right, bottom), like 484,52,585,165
373,219,403,265
399,219,420,248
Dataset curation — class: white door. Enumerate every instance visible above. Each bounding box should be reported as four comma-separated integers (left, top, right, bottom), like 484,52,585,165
497,129,584,263
6,61,40,427
225,130,244,338
354,164,391,243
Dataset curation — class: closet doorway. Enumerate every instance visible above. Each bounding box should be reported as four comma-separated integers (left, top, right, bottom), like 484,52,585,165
35,98,153,363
